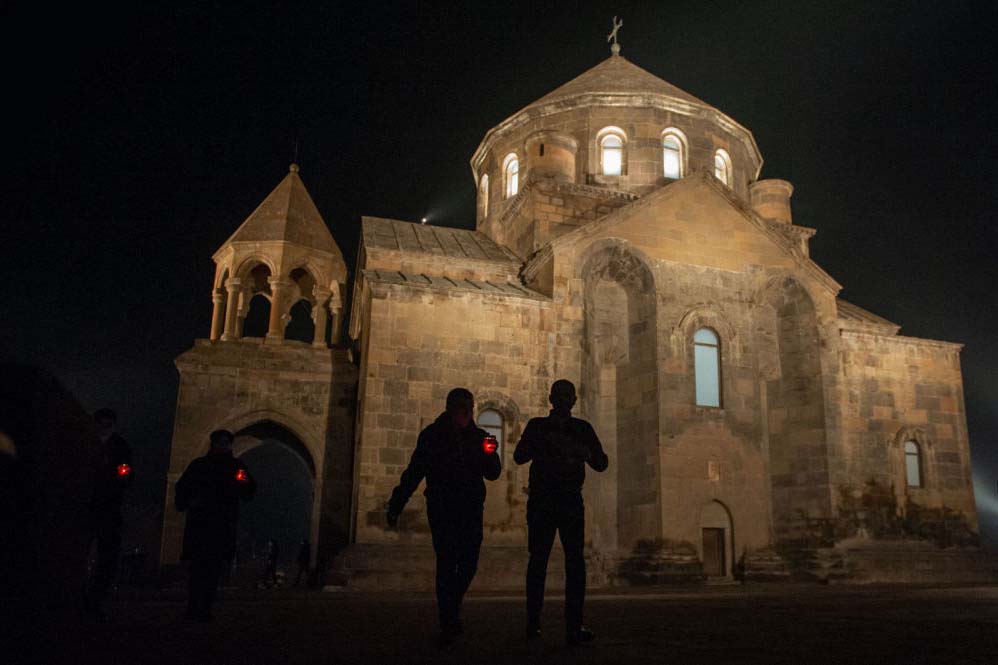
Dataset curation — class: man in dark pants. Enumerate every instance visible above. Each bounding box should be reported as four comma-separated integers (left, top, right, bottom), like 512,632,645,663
294,539,310,587
85,408,133,622
514,379,608,646
386,388,501,647
175,429,255,621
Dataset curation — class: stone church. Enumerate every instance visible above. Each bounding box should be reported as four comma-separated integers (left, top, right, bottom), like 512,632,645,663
161,47,984,586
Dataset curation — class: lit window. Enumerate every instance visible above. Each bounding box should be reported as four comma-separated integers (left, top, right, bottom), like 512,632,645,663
503,154,519,198
479,174,489,218
601,134,623,176
478,409,503,454
662,129,686,180
694,328,721,407
904,441,922,487
714,149,731,185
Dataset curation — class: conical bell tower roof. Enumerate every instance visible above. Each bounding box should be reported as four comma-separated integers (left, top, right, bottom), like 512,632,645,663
224,164,340,255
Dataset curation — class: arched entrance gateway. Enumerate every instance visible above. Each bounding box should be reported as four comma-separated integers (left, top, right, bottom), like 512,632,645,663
232,421,317,569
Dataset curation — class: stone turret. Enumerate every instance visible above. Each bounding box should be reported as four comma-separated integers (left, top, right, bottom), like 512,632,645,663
750,179,794,225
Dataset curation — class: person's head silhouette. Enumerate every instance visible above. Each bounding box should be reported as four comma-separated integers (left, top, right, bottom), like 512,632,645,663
446,388,474,429
549,379,577,415
209,429,234,454
94,408,117,442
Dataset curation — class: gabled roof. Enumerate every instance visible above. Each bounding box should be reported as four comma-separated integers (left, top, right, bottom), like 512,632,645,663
224,164,339,254
528,171,841,295
836,298,901,335
361,217,521,264
527,54,711,109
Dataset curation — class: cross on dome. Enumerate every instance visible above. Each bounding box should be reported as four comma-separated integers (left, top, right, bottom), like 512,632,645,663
607,16,623,55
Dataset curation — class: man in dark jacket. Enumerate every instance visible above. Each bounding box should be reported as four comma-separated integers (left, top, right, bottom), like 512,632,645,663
514,379,608,646
386,387,501,646
85,408,133,621
175,429,255,621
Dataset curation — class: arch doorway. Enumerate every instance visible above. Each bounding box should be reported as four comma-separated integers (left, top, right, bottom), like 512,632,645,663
700,501,733,579
232,422,315,570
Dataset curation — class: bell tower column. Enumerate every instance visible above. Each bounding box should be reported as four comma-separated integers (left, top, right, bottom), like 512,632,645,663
209,290,226,341
266,276,293,341
312,287,331,348
221,278,243,340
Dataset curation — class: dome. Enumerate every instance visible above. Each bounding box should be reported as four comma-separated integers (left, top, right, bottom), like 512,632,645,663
525,54,712,110
471,53,763,210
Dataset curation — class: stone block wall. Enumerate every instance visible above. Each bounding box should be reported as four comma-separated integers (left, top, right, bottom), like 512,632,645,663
352,282,555,546
161,339,356,565
837,331,977,526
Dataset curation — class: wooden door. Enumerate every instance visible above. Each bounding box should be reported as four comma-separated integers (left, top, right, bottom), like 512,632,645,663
702,527,725,577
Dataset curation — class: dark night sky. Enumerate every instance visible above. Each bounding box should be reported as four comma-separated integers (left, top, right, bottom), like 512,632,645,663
2,1,997,541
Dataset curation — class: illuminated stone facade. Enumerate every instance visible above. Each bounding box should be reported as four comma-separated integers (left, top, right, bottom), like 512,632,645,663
163,53,983,586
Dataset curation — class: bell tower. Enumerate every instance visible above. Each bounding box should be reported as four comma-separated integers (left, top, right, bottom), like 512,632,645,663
209,163,348,346
160,165,357,570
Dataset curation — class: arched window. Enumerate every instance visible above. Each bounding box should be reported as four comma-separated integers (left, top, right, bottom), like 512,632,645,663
601,134,624,176
503,154,519,198
479,174,490,218
477,409,503,454
694,328,721,407
904,441,922,487
714,149,732,185
662,129,686,180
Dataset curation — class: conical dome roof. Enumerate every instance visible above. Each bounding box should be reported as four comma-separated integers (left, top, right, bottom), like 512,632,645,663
526,54,711,109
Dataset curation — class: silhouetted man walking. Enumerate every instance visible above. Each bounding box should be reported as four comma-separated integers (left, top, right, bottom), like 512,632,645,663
295,539,310,587
514,379,608,646
175,429,255,621
85,408,133,622
387,388,501,647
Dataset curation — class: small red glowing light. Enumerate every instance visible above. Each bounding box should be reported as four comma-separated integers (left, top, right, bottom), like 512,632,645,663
235,469,248,482
482,435,498,454
116,463,131,478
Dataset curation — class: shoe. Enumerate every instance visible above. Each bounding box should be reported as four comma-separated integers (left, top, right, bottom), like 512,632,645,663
436,619,462,648
566,626,595,646
436,628,458,649
526,621,542,640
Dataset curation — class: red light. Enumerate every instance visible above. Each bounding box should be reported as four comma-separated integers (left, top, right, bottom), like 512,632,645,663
482,435,498,454
235,469,248,482
116,463,131,478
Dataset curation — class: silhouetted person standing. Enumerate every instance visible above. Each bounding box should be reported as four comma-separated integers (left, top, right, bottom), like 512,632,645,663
85,408,133,622
295,539,310,587
262,539,279,588
514,379,608,646
175,429,255,621
386,388,501,647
